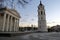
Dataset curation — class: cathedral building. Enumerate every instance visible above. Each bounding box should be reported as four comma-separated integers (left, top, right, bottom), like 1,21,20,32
0,0,21,32
38,1,47,32
0,7,20,32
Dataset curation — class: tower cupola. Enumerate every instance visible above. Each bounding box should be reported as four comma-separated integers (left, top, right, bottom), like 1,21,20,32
38,1,44,10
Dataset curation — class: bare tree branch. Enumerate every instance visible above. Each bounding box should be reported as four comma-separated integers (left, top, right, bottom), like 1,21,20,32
0,0,31,9
22,0,28,3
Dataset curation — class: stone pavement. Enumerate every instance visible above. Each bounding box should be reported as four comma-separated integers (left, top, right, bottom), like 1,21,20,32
0,32,60,40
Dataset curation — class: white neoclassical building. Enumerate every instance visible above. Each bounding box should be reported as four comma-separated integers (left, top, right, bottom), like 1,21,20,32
0,7,20,32
38,1,47,32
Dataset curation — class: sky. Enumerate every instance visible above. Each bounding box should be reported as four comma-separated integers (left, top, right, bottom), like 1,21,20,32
16,0,60,27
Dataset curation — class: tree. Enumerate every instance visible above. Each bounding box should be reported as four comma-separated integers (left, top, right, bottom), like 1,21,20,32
0,0,31,9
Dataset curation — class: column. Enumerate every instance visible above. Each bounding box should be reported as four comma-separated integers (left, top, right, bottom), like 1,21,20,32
10,16,13,32
13,18,15,32
17,19,19,32
12,18,13,31
17,19,19,31
12,17,15,32
16,19,18,31
14,18,16,32
16,19,17,31
6,15,10,31
15,19,17,32
2,13,6,31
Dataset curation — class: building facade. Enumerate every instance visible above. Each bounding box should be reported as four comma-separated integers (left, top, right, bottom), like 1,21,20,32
38,1,47,31
0,7,20,32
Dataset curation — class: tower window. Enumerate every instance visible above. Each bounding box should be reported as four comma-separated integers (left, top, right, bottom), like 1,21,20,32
44,11,45,15
41,17,43,20
40,26,41,28
41,11,43,15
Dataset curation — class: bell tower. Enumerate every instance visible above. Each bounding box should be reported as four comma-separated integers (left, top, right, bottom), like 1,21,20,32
38,1,47,32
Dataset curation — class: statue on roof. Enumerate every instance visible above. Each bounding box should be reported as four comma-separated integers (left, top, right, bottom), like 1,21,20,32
0,0,4,8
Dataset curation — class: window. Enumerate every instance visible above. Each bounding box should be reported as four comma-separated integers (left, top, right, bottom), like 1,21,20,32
40,26,41,28
38,11,40,15
44,11,45,15
41,17,43,20
41,11,43,15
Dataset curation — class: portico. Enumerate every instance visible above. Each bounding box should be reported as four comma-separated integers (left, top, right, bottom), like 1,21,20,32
0,7,20,32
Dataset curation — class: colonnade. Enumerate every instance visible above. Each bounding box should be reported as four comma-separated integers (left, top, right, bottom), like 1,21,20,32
2,13,19,32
